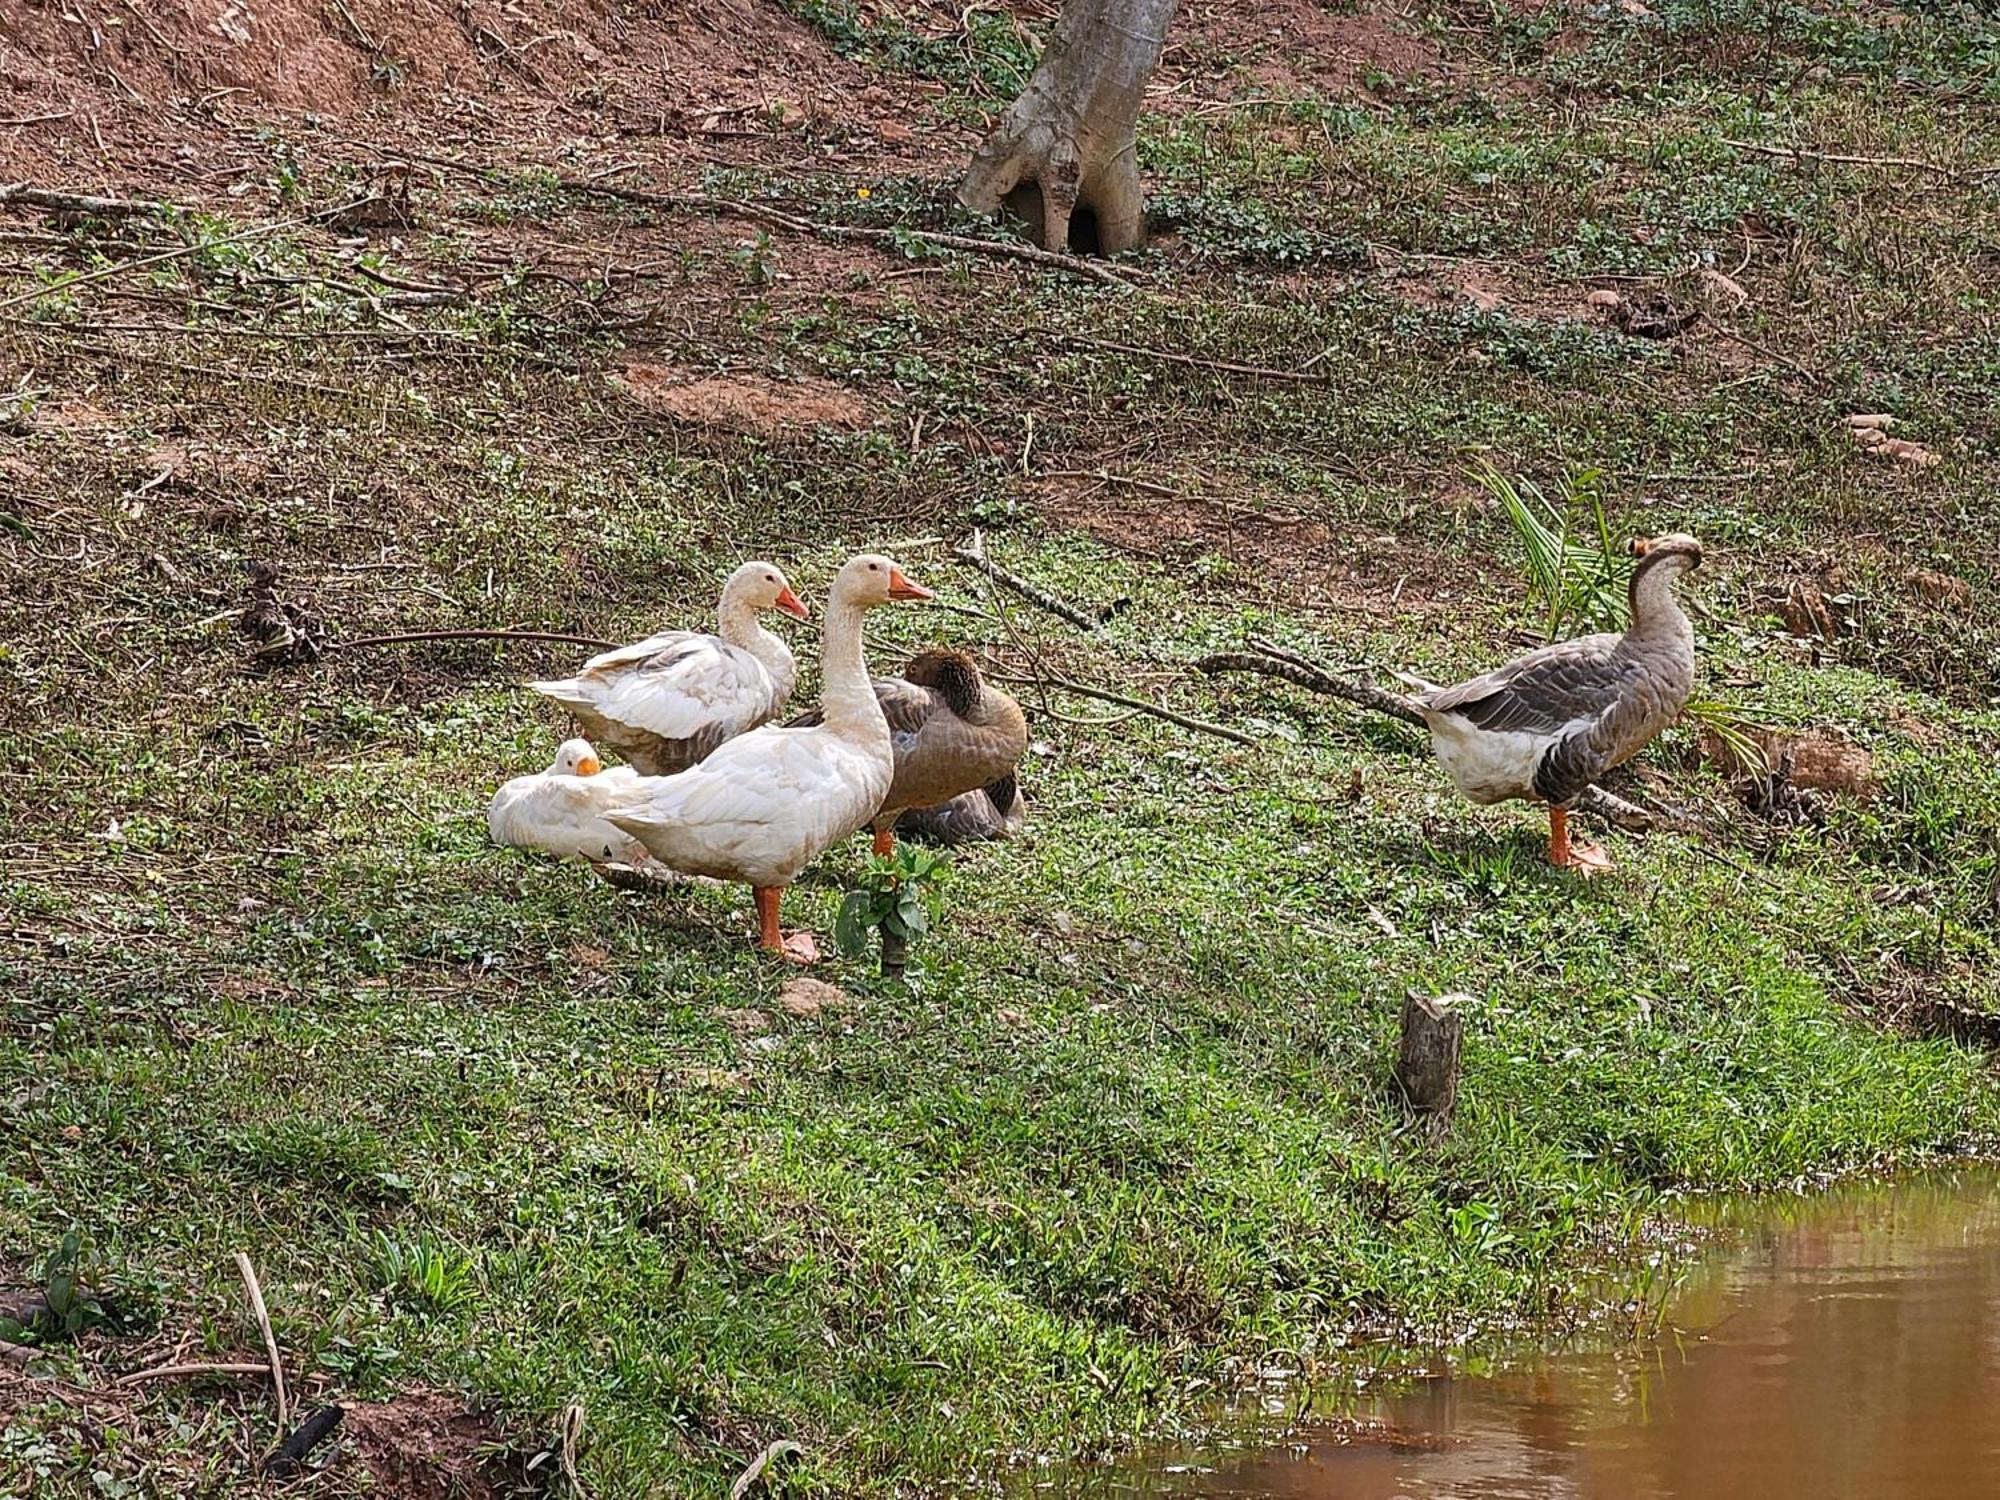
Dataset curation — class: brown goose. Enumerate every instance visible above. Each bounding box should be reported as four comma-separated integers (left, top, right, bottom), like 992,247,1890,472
1402,533,1701,873
792,649,1028,858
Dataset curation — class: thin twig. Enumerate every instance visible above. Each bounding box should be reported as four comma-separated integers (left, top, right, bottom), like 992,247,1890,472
1715,137,1965,180
340,628,619,651
994,669,1258,747
1035,467,1178,496
1055,333,1330,384
116,1361,273,1386
233,1252,289,1440
1704,320,1819,382
0,196,379,314
580,184,1135,291
950,531,1101,633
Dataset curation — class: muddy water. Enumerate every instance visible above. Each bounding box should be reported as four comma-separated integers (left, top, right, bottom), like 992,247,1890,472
1052,1169,2000,1499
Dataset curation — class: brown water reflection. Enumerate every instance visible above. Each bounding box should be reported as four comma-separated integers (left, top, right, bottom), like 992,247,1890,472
1046,1169,2000,1500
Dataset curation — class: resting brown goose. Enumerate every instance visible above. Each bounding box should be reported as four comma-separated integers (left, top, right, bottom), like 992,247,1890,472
1402,533,1701,874
792,649,1028,858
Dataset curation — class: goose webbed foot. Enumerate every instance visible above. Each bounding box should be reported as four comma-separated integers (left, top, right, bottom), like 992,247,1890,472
1548,805,1614,877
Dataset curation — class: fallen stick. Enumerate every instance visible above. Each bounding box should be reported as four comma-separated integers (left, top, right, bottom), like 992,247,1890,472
0,195,382,314
341,628,620,651
1034,467,1178,497
1056,334,1331,384
1197,643,1663,830
950,532,1102,634
0,182,181,217
116,1361,273,1386
580,184,1136,291
995,668,1258,747
233,1252,290,1441
1714,138,1963,180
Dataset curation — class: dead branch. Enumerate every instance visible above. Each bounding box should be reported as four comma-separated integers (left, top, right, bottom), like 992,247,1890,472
233,1252,290,1440
0,195,382,314
950,531,1103,633
1034,467,1177,496
1715,138,1964,180
1055,334,1331,384
0,182,181,217
993,667,1258,747
1198,641,1665,831
116,1361,273,1386
340,628,620,651
579,183,1136,291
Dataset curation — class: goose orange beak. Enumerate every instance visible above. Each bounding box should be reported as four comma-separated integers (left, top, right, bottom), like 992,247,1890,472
887,567,934,602
575,756,603,776
775,585,810,621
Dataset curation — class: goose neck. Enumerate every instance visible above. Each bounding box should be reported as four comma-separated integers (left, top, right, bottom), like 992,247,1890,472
818,597,887,737
1627,561,1692,645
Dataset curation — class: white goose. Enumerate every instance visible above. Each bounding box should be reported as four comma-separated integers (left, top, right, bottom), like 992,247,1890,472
486,737,655,867
605,554,934,962
530,561,809,775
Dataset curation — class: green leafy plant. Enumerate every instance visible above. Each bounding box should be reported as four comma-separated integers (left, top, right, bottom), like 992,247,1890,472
835,845,949,973
1477,459,1631,641
370,1232,475,1314
0,1232,108,1345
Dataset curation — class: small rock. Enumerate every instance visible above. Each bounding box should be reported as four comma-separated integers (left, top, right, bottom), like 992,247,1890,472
1584,289,1624,315
776,978,850,1018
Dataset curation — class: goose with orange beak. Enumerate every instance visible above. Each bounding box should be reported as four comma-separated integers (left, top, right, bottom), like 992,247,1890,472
607,554,935,962
487,737,658,867
1401,533,1702,874
531,561,810,775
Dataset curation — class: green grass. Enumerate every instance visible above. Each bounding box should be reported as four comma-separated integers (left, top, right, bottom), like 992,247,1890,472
3,1,1999,1494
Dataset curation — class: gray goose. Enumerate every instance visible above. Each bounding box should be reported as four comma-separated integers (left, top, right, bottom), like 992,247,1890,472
791,649,1028,859
1403,533,1701,873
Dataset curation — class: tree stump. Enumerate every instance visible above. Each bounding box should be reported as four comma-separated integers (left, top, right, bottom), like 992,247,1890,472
1396,993,1465,1125
957,0,1182,255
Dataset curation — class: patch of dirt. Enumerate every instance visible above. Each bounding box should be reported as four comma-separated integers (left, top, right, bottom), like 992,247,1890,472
776,976,851,1017
612,360,873,436
340,1391,519,1500
1176,0,1447,100
1039,481,1482,615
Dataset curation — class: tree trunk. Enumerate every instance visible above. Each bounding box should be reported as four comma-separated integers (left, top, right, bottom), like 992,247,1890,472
1396,993,1465,1125
958,0,1181,256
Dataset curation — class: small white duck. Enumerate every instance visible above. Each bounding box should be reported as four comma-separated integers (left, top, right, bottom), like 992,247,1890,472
529,561,809,775
605,554,935,962
486,737,652,866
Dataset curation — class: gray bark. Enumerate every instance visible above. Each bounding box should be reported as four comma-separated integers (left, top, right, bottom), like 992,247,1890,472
1396,992,1465,1125
958,0,1181,255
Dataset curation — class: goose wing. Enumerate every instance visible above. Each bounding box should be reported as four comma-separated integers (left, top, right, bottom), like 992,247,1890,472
532,632,781,741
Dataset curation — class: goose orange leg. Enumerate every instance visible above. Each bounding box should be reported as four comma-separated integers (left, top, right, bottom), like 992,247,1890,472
871,825,894,859
1548,805,1612,876
753,885,819,964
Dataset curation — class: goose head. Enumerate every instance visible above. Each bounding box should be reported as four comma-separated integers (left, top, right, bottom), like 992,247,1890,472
831,553,935,610
1629,532,1703,577
723,560,811,621
550,738,604,777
